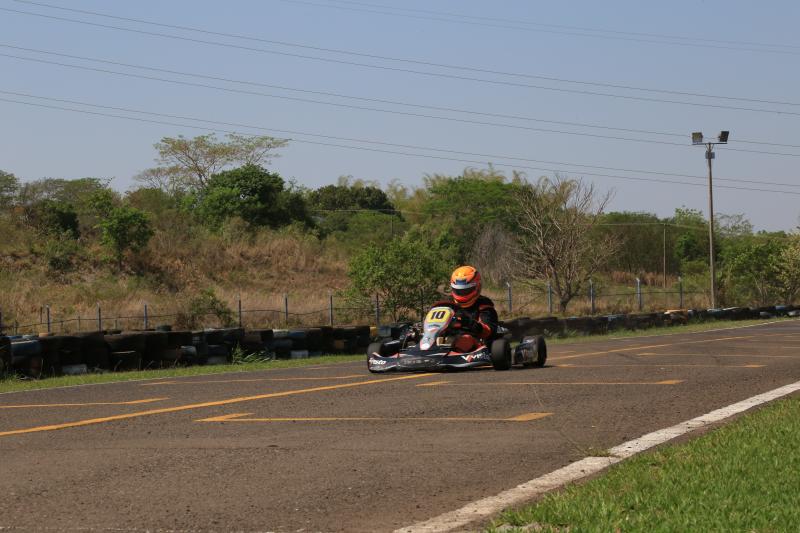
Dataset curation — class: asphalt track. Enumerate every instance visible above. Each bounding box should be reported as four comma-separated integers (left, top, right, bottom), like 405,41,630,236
1,320,799,532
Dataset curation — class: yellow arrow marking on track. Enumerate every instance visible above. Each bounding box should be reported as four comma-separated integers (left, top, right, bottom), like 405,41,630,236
419,380,684,386
0,398,168,409
196,412,553,423
0,374,435,439
555,363,764,368
140,375,364,386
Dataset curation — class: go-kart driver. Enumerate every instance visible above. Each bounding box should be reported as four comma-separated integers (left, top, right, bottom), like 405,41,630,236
432,266,498,351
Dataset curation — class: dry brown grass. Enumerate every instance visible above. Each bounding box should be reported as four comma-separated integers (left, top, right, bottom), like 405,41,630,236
1,224,350,333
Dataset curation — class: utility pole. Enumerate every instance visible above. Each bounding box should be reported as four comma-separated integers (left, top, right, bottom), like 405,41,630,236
662,224,667,288
692,131,728,309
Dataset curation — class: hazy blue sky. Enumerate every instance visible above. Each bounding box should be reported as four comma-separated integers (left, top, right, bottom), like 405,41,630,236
2,0,799,230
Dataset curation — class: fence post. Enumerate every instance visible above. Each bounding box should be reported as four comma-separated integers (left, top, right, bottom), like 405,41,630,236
97,304,102,332
547,282,553,315
77,314,81,331
0,308,4,335
375,293,380,328
283,294,289,325
143,303,149,330
636,278,643,311
589,279,596,315
237,295,242,328
506,282,513,315
328,292,334,327
679,276,684,308
46,305,51,334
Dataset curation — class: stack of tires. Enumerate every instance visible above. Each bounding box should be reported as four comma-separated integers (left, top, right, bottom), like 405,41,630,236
240,329,276,360
0,335,11,374
6,336,44,377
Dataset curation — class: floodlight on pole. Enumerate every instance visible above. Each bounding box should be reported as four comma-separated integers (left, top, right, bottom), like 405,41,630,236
691,130,729,310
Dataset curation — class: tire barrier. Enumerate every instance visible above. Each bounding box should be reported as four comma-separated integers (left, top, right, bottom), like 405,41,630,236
2,303,798,380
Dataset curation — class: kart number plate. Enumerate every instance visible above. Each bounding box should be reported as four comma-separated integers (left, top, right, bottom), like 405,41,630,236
425,307,454,324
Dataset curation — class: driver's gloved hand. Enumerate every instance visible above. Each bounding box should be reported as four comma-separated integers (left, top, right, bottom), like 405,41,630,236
456,314,482,335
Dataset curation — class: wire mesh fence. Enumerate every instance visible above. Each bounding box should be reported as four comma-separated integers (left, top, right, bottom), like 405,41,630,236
0,279,711,336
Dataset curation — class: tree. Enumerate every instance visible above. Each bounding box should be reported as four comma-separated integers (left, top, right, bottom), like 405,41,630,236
0,170,18,209
191,164,310,229
596,211,669,275
415,168,526,260
722,238,784,305
24,199,80,238
512,177,619,314
139,133,288,191
307,180,396,236
777,236,800,303
348,234,452,320
98,206,154,269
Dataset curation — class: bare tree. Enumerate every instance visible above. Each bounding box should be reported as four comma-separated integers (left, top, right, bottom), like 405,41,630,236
469,223,516,285
136,133,288,191
512,177,619,314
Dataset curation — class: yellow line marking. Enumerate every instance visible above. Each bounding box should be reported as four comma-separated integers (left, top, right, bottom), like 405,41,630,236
0,374,434,439
637,353,795,358
416,381,452,387
196,412,553,423
550,335,763,362
140,375,364,386
0,398,168,409
554,363,764,369
427,380,684,386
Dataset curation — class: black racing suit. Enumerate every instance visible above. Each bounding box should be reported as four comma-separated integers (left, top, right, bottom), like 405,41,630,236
432,295,499,340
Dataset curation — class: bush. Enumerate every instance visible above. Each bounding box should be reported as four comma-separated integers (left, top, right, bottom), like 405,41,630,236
175,288,235,329
98,206,154,269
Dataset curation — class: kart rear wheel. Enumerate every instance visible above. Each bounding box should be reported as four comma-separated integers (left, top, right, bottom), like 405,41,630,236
490,338,512,370
522,336,547,367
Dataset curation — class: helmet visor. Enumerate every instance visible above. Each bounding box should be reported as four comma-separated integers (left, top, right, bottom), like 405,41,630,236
452,286,476,297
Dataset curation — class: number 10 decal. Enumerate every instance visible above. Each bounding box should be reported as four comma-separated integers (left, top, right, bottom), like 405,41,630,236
426,307,453,324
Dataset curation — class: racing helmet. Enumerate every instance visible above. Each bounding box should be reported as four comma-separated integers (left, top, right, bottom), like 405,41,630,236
450,265,482,308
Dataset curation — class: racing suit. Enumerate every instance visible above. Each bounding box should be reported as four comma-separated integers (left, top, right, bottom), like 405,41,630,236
432,295,499,340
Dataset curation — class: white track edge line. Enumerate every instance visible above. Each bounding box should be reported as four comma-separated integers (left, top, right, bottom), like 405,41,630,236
395,379,800,533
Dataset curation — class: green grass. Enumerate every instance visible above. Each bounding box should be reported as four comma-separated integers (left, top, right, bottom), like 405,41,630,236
490,396,800,533
0,354,364,393
544,317,793,345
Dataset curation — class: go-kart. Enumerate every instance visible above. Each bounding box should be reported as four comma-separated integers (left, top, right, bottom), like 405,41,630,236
367,305,546,373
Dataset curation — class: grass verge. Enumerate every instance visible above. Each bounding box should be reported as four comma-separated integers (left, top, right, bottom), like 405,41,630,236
545,317,793,345
490,395,800,532
0,355,364,394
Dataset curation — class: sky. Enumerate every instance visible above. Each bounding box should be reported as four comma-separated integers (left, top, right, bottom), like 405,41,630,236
1,0,799,230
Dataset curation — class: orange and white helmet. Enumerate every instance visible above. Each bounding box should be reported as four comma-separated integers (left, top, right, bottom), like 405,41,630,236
450,265,481,308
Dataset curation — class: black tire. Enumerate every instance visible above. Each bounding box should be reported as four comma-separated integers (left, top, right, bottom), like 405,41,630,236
490,338,512,371
522,336,547,368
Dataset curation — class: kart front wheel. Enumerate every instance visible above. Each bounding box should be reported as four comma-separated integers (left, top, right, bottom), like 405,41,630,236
522,335,547,368
490,338,512,370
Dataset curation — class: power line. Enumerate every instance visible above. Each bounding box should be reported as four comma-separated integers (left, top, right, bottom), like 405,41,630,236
3,95,800,197
5,51,800,159
3,44,798,153
3,89,798,189
317,0,800,52
0,43,684,140
9,0,800,107
274,0,800,56
4,6,800,117
0,52,692,147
